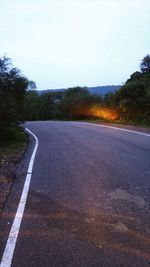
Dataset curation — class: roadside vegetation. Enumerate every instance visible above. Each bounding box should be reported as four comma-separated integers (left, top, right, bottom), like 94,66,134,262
0,129,28,213
0,54,35,186
24,55,150,126
0,56,35,212
0,56,36,141
104,55,150,125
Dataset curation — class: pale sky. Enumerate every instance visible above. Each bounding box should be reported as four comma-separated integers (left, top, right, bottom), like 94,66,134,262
0,0,149,90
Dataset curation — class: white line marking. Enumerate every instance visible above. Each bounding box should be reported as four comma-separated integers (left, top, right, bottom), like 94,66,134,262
72,121,150,137
0,128,38,267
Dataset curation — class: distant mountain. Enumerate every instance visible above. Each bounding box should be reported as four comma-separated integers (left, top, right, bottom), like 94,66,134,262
38,88,65,94
38,85,121,95
88,85,121,95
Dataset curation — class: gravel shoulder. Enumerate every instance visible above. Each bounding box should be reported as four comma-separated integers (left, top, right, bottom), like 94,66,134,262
0,137,28,215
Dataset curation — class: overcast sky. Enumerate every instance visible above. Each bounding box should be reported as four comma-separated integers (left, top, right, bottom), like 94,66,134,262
0,0,149,90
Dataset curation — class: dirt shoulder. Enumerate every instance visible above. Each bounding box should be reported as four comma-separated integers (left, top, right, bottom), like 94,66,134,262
0,133,28,215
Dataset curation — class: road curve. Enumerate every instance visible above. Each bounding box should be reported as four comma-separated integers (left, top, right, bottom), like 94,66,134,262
0,121,150,267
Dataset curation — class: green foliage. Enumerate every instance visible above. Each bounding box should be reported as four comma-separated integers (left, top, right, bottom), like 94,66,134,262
126,71,142,83
24,91,53,120
140,54,150,73
23,91,41,120
0,125,27,144
115,82,149,121
60,87,102,119
104,54,150,124
0,56,36,138
24,86,102,121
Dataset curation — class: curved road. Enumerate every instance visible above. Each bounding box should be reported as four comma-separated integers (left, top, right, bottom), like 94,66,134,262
0,121,150,267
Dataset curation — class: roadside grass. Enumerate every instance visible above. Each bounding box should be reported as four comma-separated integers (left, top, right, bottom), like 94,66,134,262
0,126,28,214
0,126,28,163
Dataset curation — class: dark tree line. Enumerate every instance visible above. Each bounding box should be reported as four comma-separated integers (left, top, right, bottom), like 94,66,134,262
24,54,150,125
23,87,102,121
0,56,36,139
104,54,150,123
24,91,53,120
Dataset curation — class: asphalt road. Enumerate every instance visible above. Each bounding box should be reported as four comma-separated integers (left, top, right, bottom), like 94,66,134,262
0,121,150,267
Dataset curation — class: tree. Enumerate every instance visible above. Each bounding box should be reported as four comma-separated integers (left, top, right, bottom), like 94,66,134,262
113,72,150,122
126,71,142,83
60,86,102,119
140,54,150,73
27,80,36,90
23,91,41,120
0,56,35,136
24,91,53,121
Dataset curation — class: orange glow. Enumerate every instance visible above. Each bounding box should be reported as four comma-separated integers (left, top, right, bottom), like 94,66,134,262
71,105,119,121
89,105,119,121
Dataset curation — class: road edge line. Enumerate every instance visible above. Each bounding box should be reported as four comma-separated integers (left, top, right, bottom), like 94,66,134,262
0,128,38,267
75,121,150,137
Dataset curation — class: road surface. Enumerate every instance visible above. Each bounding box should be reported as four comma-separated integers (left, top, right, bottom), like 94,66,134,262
0,121,150,267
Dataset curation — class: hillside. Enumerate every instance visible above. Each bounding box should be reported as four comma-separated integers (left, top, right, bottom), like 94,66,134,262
38,85,121,95
88,85,121,95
